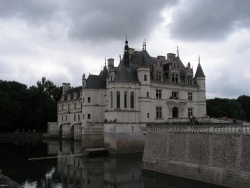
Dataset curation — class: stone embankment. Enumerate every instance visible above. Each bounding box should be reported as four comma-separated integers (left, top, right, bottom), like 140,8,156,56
0,170,21,188
142,123,250,188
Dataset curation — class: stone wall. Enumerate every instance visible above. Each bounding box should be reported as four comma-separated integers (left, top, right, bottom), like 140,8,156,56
104,123,146,153
142,124,250,188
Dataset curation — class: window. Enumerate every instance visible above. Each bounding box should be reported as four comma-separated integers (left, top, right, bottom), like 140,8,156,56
156,71,161,81
187,76,192,85
147,113,149,118
111,91,113,108
65,115,67,121
68,104,70,110
172,73,178,83
74,114,76,121
156,107,162,119
88,114,90,119
83,114,84,120
78,114,80,121
147,92,149,98
188,108,193,117
74,103,76,109
62,115,63,121
111,76,113,81
188,92,193,101
88,97,90,103
156,89,161,99
144,75,147,81
80,102,82,109
124,92,127,108
130,92,134,108
116,91,120,108
171,92,178,99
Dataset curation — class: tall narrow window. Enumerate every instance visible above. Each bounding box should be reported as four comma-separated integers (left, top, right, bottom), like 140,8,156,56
124,91,127,108
156,89,162,99
88,97,90,103
188,108,193,117
111,91,113,108
156,107,162,119
117,91,120,108
188,92,193,101
130,92,134,108
74,114,76,121
78,114,80,121
144,75,147,81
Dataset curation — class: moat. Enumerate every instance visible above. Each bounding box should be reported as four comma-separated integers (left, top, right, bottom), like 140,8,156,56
0,140,225,188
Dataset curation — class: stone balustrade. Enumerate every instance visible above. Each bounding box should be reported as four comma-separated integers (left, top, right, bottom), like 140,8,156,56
148,124,250,135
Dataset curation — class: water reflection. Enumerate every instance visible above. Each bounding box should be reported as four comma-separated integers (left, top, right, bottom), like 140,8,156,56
0,141,224,188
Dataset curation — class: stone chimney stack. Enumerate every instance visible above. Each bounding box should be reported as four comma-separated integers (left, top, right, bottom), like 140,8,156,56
108,58,114,71
62,83,70,95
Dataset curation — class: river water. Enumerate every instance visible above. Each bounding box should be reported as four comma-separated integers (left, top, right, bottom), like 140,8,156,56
0,140,225,188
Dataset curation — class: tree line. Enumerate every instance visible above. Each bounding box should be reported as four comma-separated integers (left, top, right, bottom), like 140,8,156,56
0,77,249,132
206,96,250,122
0,77,62,132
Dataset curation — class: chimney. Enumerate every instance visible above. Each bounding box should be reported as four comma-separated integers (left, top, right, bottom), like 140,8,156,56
108,58,114,71
62,83,70,95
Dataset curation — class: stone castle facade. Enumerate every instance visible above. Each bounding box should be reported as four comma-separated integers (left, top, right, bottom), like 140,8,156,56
52,39,206,152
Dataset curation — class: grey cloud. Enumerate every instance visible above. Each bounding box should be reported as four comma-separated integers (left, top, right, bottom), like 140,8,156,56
0,0,178,43
169,0,250,41
0,0,59,24
61,0,178,42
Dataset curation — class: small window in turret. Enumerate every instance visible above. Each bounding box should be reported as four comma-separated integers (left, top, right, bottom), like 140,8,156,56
88,97,91,103
144,75,147,81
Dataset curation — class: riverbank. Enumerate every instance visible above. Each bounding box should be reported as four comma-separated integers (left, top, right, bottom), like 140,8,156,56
0,170,21,188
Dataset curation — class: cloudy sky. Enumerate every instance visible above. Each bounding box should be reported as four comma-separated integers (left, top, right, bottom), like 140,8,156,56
0,0,249,99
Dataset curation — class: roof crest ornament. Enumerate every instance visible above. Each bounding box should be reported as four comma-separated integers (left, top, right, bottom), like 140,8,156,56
177,46,179,57
198,55,200,64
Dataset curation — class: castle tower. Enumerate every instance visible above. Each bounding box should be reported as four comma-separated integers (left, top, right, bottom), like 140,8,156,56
194,56,206,117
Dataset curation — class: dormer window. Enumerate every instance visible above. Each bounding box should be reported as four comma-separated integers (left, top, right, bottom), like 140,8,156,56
74,93,77,99
156,71,162,82
172,73,178,83
187,76,192,85
67,94,71,100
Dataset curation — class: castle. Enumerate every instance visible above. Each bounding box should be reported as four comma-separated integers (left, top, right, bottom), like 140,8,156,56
49,38,206,153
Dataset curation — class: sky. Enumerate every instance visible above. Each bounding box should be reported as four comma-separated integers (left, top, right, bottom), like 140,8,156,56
0,0,250,99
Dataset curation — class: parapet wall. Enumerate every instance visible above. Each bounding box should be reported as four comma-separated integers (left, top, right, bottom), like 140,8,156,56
142,123,250,188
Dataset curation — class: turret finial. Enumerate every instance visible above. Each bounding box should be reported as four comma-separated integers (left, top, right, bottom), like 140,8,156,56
198,55,200,63
143,39,146,51
177,46,179,57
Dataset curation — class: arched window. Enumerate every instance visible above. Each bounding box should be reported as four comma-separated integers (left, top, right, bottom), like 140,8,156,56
130,92,134,108
124,91,127,108
117,91,120,108
111,91,113,108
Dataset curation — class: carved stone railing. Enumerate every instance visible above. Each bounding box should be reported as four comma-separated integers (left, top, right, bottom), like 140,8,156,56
148,124,250,135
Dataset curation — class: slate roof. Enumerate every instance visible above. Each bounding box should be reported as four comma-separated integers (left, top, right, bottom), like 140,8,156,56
63,86,82,100
85,65,108,89
194,63,205,78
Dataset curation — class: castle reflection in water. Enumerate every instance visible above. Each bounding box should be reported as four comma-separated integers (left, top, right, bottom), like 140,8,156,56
46,140,222,188
47,140,144,188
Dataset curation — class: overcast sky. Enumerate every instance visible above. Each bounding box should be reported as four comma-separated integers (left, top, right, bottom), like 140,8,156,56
0,0,249,99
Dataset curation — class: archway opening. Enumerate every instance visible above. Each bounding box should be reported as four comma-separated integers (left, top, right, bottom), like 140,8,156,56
172,107,179,118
